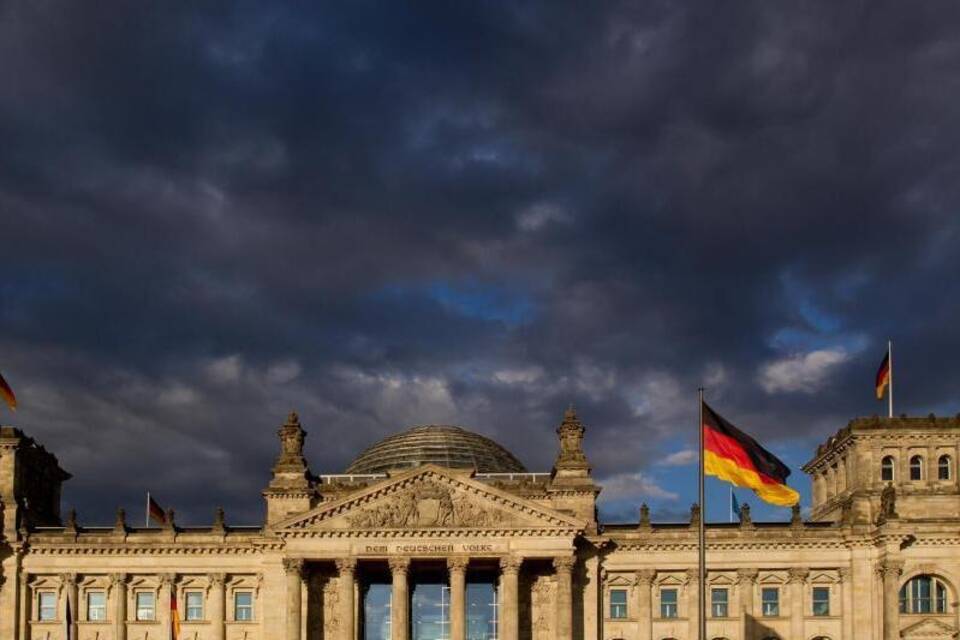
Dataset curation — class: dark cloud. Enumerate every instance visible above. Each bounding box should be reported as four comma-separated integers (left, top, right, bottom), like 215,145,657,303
2,0,959,525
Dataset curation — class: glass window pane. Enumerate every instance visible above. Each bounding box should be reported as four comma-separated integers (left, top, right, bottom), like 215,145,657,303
466,580,498,640
610,589,628,619
712,589,728,617
186,591,204,621
136,592,155,621
413,582,451,640
39,592,57,621
762,588,779,617
87,592,106,621
661,588,677,618
812,587,830,616
364,582,392,640
235,592,253,621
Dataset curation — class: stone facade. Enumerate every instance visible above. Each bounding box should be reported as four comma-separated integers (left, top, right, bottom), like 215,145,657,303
1,411,960,640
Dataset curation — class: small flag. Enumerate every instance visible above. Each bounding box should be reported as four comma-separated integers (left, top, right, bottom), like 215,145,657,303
875,351,891,400
148,494,167,525
0,371,16,411
171,586,181,639
64,592,73,640
731,491,741,517
702,401,800,507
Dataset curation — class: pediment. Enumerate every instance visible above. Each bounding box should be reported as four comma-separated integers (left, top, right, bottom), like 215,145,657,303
901,617,957,638
656,575,685,586
274,465,585,535
606,575,634,587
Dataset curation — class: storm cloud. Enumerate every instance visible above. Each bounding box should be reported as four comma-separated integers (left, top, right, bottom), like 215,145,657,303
2,0,959,525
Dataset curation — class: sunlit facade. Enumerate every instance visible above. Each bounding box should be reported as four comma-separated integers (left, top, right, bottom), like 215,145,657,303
2,412,960,640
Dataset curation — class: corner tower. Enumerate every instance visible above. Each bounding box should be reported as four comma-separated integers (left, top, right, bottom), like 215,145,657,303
548,406,600,528
803,414,960,524
263,412,317,525
0,426,71,539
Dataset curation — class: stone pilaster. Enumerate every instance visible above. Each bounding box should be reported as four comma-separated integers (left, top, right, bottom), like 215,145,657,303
879,560,903,640
389,557,410,640
337,559,357,640
448,557,469,640
737,568,758,640
61,573,78,640
111,573,127,640
553,556,575,640
838,568,852,640
209,572,226,640
788,568,808,640
159,573,175,640
685,568,699,640
499,557,522,640
634,570,655,640
284,559,305,640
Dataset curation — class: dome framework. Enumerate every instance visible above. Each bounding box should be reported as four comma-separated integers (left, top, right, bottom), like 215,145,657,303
345,424,527,475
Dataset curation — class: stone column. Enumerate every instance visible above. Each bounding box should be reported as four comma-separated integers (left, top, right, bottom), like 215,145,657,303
737,568,758,640
634,570,655,640
160,574,175,640
788,568,808,640
337,559,357,640
685,568,699,640
838,568,853,640
499,557,522,640
284,559,305,640
61,573,78,640
879,560,903,640
553,556,575,640
448,558,468,640
111,573,127,640
208,573,226,640
17,573,28,640
389,558,410,640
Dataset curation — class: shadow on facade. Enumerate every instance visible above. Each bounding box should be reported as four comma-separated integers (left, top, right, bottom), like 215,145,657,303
744,614,782,640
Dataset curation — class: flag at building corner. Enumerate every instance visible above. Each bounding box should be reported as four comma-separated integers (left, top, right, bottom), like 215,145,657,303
0,370,16,411
148,494,167,526
876,350,891,400
702,401,800,507
171,586,182,639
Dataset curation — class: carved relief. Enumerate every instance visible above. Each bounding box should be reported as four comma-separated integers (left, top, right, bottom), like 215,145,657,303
530,575,556,640
346,481,516,528
322,576,341,637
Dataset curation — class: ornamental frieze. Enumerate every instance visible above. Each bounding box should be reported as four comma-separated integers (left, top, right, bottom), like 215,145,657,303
346,482,517,529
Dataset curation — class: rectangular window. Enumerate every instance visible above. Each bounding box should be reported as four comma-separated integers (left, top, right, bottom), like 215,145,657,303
87,591,107,621
609,589,628,619
711,588,729,617
38,592,57,621
812,587,830,616
234,592,254,621
660,588,678,618
762,587,779,617
136,592,155,621
186,591,204,621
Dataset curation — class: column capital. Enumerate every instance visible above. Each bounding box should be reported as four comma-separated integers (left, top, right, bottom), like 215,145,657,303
684,567,699,584
388,557,411,575
109,573,127,588
447,557,470,573
837,567,852,582
736,568,759,585
59,572,78,588
788,567,809,584
634,569,656,586
877,559,904,579
552,556,576,574
336,558,358,575
283,558,305,577
159,573,176,588
499,556,523,574
208,572,226,588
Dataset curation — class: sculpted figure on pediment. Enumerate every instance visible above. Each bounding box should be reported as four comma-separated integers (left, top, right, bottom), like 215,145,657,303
346,481,516,528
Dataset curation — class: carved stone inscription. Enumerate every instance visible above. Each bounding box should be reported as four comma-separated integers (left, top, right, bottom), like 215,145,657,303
347,482,517,528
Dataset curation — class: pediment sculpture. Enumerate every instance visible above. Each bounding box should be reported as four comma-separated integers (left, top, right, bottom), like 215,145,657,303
346,481,516,529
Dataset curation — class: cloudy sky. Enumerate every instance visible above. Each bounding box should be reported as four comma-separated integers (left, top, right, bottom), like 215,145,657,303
2,1,959,526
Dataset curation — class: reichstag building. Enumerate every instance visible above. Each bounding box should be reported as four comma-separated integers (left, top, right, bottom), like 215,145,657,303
2,408,959,640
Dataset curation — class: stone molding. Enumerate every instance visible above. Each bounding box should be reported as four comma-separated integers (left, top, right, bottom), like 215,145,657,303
282,557,305,577
388,557,411,574
499,556,523,574
335,558,358,574
446,557,470,572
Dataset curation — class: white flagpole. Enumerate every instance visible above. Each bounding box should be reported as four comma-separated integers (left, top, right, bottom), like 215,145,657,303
698,388,706,640
888,340,894,419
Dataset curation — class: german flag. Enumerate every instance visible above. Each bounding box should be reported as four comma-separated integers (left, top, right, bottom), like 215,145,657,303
0,371,16,411
702,402,799,507
171,587,181,639
148,494,167,525
876,351,891,400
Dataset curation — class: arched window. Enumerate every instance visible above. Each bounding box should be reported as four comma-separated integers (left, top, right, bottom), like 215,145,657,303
881,456,895,481
939,455,952,480
899,575,948,614
910,455,923,480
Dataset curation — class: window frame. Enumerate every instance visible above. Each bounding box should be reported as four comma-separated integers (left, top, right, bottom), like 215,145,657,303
86,590,107,622
185,590,204,621
711,587,729,618
761,587,780,617
608,588,628,619
135,591,156,621
660,588,678,619
910,455,924,481
811,586,830,616
38,591,57,622
234,590,255,622
881,455,895,481
900,575,948,614
939,455,952,481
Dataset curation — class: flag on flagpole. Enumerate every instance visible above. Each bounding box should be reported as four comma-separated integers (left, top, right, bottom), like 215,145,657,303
171,586,182,639
147,493,167,526
0,370,16,411
875,349,891,400
731,491,741,520
702,401,800,507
